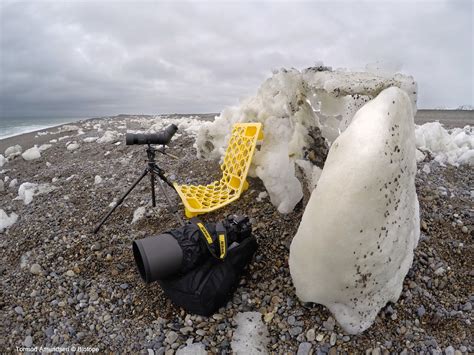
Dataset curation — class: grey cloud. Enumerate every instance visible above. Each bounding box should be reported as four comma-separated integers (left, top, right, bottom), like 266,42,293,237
0,0,472,118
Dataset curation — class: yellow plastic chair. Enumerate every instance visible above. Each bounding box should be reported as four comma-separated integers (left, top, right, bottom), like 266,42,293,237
174,122,263,218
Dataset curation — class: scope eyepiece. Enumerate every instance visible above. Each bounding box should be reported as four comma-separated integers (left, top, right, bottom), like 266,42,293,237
126,124,178,145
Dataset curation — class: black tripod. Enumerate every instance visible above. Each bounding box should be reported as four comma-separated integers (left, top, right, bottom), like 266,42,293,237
93,144,184,233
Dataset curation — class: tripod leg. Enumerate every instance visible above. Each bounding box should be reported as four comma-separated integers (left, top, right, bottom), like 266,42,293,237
150,170,156,207
155,174,185,226
93,168,149,233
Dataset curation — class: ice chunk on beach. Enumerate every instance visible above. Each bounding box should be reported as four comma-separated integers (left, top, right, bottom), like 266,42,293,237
289,87,420,334
0,154,6,167
83,136,99,143
9,179,18,188
176,343,207,355
97,131,119,144
0,209,18,232
16,182,56,205
196,66,417,213
38,144,52,152
131,206,146,224
415,122,473,165
5,145,23,159
231,312,269,354
22,146,41,161
94,175,103,184
66,142,80,151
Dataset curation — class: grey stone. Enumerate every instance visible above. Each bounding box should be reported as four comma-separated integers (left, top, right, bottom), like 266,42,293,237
445,346,455,355
297,342,312,355
91,242,102,251
23,335,33,347
165,331,178,344
288,315,296,325
14,306,24,315
417,305,426,317
30,263,43,275
306,328,315,342
120,283,129,290
289,327,303,337
462,302,472,311
330,332,337,346
323,317,336,331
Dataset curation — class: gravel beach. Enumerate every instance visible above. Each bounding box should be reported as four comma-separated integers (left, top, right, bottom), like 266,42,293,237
0,114,472,353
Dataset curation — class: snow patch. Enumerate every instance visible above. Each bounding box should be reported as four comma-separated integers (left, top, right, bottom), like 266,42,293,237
289,87,420,334
22,146,41,161
0,154,6,167
231,312,269,354
0,209,18,232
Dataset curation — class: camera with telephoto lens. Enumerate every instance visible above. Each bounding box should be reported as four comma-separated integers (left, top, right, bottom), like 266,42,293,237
132,215,252,283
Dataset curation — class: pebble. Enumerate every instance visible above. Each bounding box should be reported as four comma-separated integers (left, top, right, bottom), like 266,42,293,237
417,305,426,317
120,283,129,290
330,332,337,346
289,327,303,337
14,306,24,315
23,335,33,347
65,270,75,277
91,242,102,251
461,226,468,233
322,317,336,331
165,331,178,345
445,346,455,355
316,333,324,342
462,302,472,311
287,315,296,325
297,342,312,355
30,263,43,275
306,328,315,342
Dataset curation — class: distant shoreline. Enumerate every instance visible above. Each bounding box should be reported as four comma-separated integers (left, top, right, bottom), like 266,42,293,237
0,110,471,153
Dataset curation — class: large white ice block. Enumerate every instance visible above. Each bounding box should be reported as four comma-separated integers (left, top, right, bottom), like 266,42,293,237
196,67,417,213
289,87,420,334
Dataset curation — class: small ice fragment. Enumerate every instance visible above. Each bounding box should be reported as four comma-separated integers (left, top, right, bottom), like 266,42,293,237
97,131,119,144
422,164,431,174
4,145,22,159
66,142,80,151
22,146,41,161
94,175,103,185
9,179,18,188
0,209,18,231
0,154,6,167
176,343,207,355
132,206,146,224
256,191,268,202
231,312,269,354
83,137,99,143
38,144,52,152
49,139,58,143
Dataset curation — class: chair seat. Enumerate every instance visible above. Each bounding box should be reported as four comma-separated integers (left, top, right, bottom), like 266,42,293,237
174,123,263,218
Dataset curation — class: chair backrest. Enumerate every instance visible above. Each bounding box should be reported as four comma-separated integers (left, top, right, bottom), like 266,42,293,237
220,123,263,190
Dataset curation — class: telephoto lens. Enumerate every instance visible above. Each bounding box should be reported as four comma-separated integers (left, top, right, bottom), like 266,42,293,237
132,215,252,283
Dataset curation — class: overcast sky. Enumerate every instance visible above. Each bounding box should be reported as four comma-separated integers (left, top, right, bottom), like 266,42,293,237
0,0,472,118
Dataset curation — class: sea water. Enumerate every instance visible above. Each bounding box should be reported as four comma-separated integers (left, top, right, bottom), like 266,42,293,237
0,116,85,140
